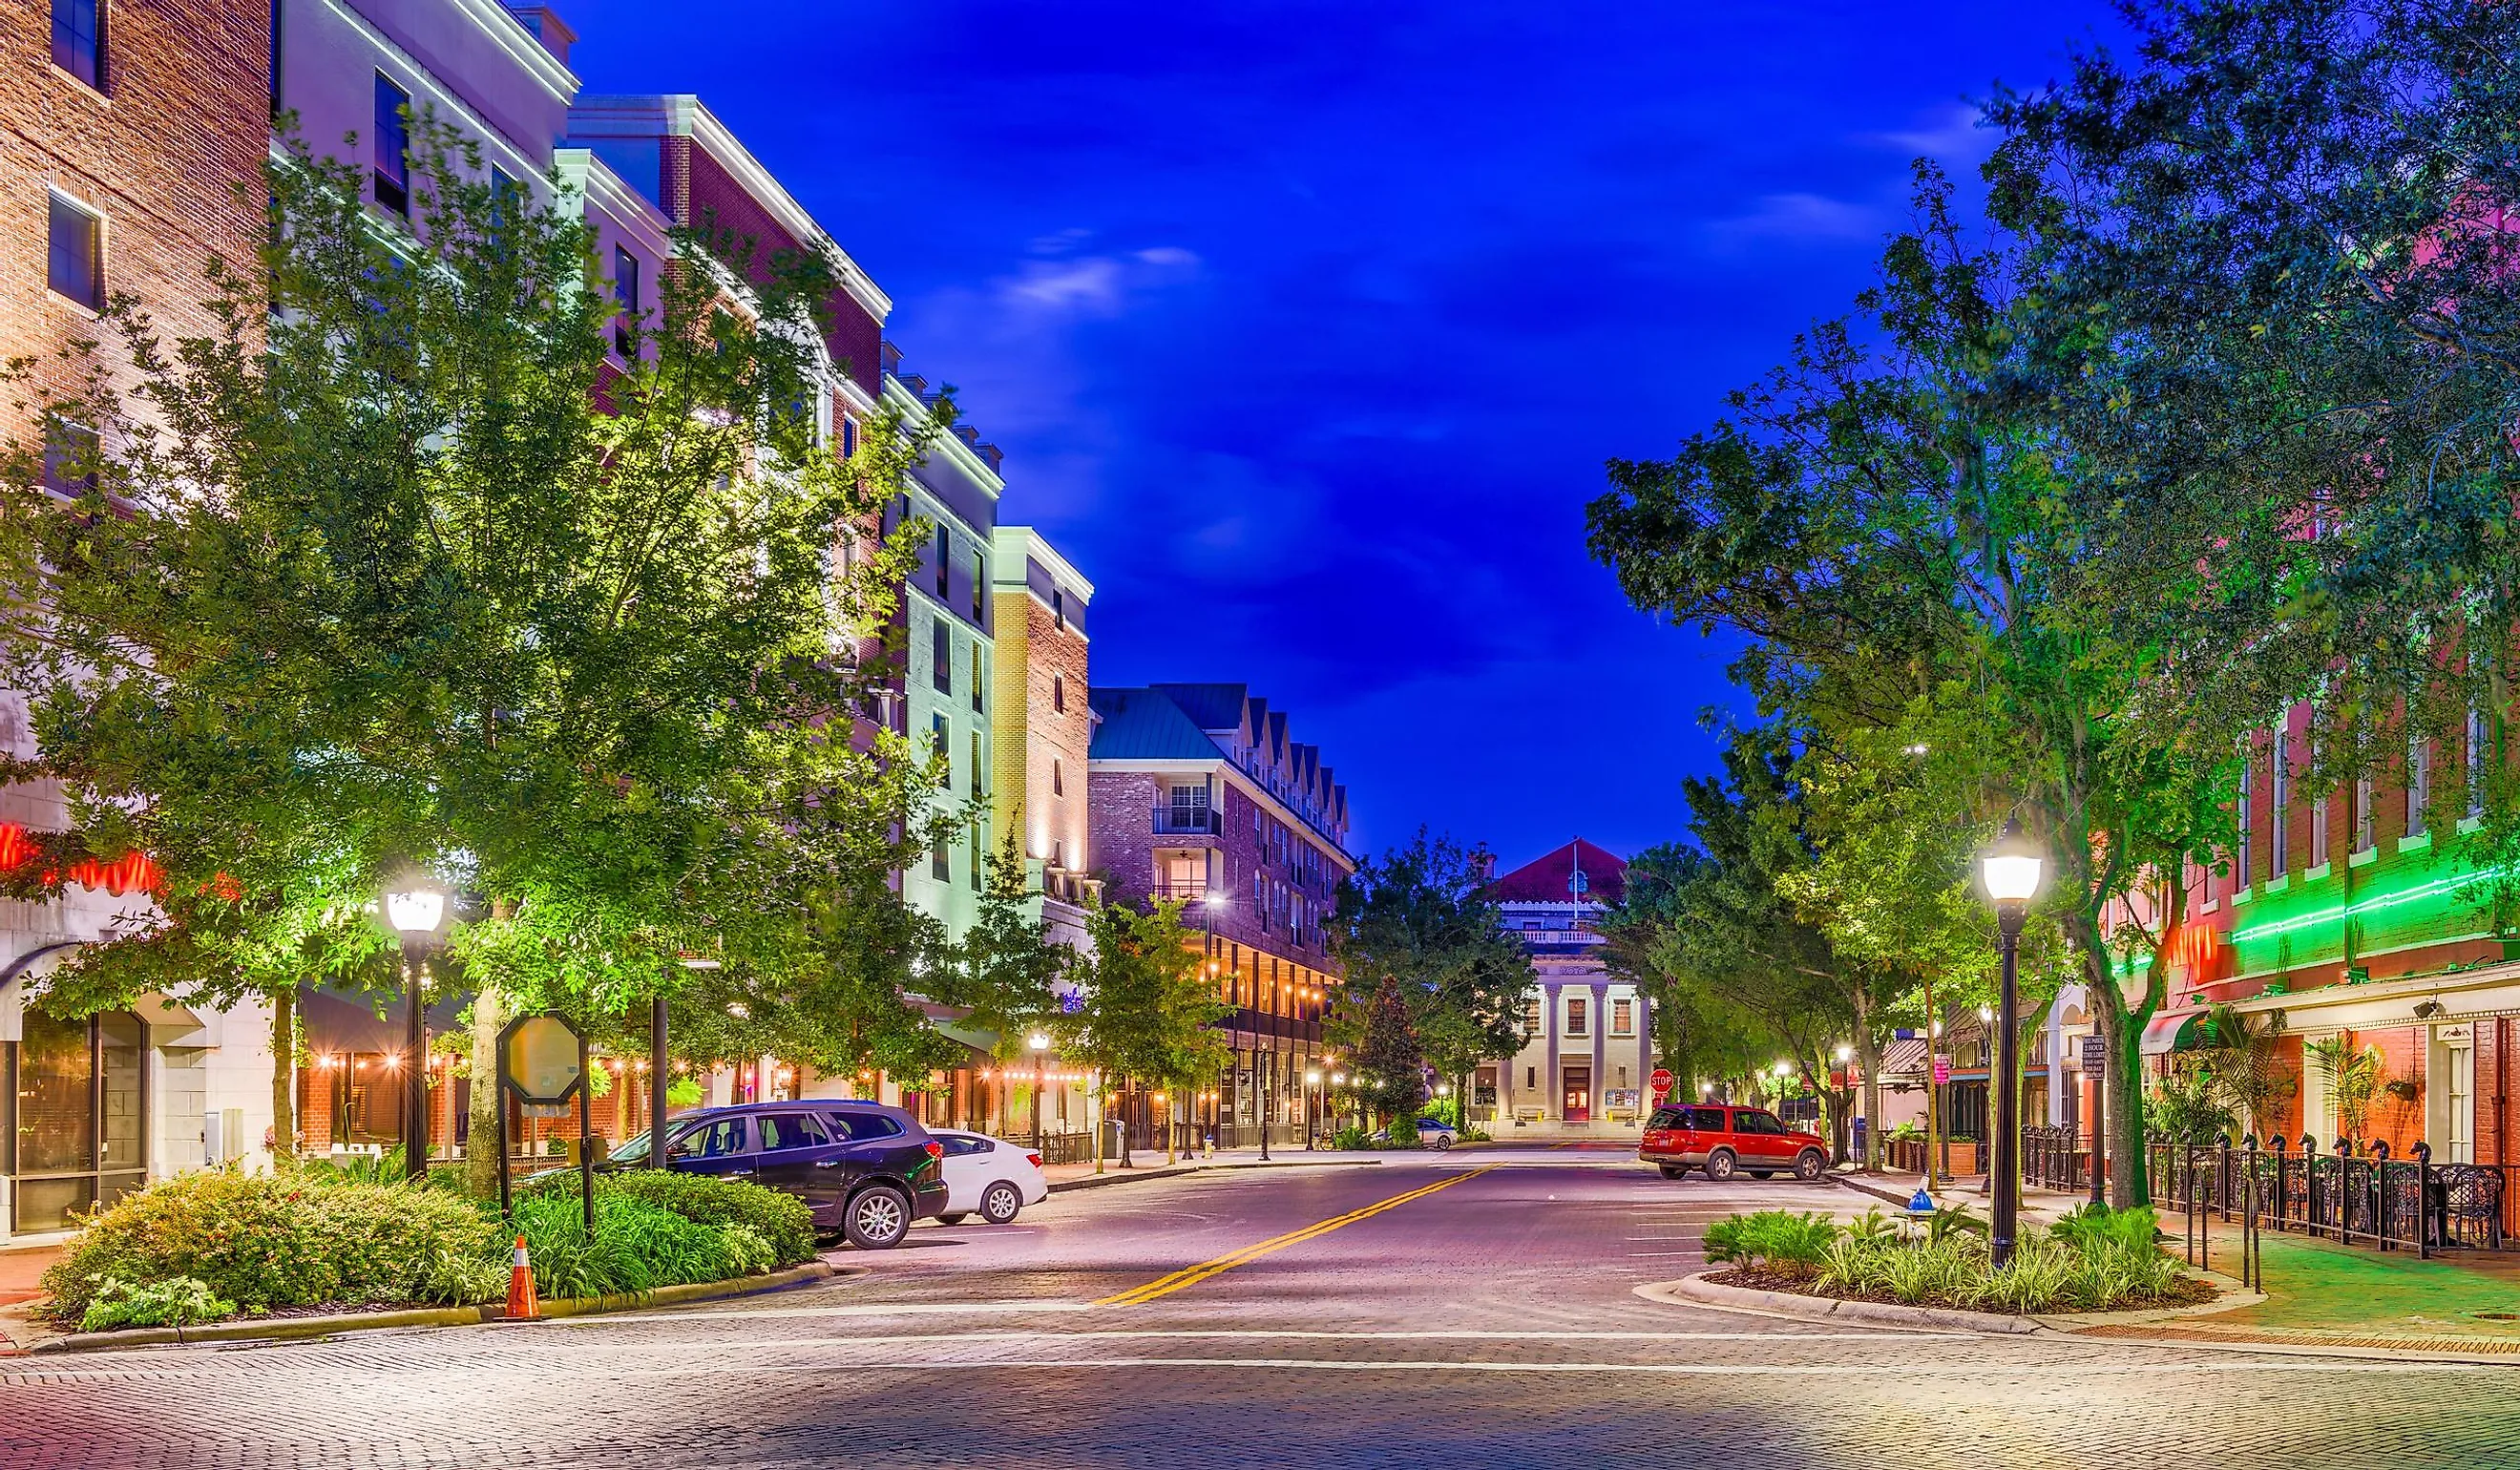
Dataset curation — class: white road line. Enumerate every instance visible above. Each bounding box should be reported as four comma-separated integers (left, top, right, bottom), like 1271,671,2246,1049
570,1299,1098,1324
1626,1251,1702,1257
683,1355,2513,1377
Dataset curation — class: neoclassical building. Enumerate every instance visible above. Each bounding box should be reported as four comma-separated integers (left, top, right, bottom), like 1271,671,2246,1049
1480,839,1652,1134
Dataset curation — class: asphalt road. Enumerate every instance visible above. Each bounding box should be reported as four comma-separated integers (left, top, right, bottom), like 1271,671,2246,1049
9,1144,2520,1469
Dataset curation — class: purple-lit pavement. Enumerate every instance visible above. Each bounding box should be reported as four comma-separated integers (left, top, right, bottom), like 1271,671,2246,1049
7,1145,2518,1468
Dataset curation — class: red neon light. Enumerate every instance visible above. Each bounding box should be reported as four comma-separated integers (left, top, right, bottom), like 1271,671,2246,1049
0,823,34,872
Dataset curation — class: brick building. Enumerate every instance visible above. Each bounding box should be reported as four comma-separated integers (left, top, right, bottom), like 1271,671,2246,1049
1089,684,1354,1147
0,0,276,1238
989,526,1098,946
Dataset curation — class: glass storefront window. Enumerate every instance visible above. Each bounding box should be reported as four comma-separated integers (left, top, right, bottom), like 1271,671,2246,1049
8,1008,149,1233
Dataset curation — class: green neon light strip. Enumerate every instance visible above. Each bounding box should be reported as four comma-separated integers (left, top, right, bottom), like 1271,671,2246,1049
2226,862,2514,946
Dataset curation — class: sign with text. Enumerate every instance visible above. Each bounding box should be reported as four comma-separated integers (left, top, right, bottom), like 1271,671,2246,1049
1931,1054,1951,1086
1648,1068,1673,1091
2080,1034,2108,1070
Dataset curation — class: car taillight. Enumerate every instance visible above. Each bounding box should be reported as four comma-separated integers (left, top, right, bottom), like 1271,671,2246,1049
924,1141,945,1161
1026,1153,1042,1168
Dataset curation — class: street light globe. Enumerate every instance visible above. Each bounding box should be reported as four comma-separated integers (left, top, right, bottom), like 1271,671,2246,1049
1979,1005,1994,1023
1834,1044,1854,1063
383,879,447,935
1981,818,2045,906
1306,1070,1322,1085
1204,892,1228,912
1699,1081,1713,1095
1027,1032,1051,1052
1332,1072,1346,1084
1774,1060,1792,1078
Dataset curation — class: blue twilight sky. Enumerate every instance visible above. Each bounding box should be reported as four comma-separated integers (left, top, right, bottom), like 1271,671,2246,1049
562,0,2124,869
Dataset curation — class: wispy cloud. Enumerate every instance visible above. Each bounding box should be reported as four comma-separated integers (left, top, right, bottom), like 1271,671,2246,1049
1705,192,1884,247
1860,102,1992,163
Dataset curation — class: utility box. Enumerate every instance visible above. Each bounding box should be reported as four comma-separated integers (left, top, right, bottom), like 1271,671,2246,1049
203,1107,247,1165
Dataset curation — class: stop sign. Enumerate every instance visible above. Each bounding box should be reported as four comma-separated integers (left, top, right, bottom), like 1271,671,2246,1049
1648,1068,1673,1091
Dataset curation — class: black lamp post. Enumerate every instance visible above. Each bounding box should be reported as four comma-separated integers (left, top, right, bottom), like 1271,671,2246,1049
1980,818,2045,1268
1028,1030,1051,1148
383,875,449,1186
665,951,720,1168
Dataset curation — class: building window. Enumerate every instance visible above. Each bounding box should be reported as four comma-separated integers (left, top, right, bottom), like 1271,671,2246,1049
12,1009,145,1233
1052,759,1063,797
1565,997,1588,1037
931,834,950,882
930,711,948,764
2271,739,2290,876
973,552,986,620
968,729,981,797
932,620,951,692
52,0,102,89
1612,998,1634,1036
971,641,984,713
613,245,640,358
2408,740,2429,838
2471,709,2489,818
1052,675,1065,714
839,416,858,459
1522,996,1541,1033
373,73,410,213
1167,783,1209,831
47,192,102,310
934,527,950,598
2310,793,2328,869
2354,778,2373,853
1052,587,1066,631
2236,756,2253,886
1525,1065,1537,1090
41,417,98,495
970,819,983,888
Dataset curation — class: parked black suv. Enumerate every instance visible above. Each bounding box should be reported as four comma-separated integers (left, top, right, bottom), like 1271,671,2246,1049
605,1100,949,1249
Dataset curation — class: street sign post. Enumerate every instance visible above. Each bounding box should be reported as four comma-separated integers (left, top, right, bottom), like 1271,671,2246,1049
496,1012,592,1226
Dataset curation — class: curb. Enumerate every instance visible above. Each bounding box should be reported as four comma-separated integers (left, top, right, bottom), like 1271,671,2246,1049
27,1260,848,1354
1046,1157,1381,1194
1638,1270,2048,1335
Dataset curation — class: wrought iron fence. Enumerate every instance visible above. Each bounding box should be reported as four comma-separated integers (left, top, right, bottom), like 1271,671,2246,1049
2023,1124,2090,1192
2144,1134,2510,1260
1032,1131,1097,1166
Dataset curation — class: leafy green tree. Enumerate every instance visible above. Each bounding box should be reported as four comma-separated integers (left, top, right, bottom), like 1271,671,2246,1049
1328,830,1533,1132
1058,900,1228,1169
936,834,1083,1126
1354,979,1426,1129
1588,170,2248,1205
0,116,946,1187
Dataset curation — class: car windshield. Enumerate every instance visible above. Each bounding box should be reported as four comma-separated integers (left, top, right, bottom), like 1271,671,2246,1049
611,1129,654,1165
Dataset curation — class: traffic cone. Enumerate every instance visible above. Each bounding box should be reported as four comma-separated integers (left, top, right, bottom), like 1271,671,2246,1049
505,1233,539,1320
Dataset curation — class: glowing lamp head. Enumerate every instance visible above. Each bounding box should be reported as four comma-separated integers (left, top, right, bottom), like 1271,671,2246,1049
1027,1032,1051,1052
1834,1044,1853,1063
1981,818,2045,908
1774,1060,1792,1078
383,879,447,935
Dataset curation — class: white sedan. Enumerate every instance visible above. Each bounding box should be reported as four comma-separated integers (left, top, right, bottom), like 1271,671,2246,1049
930,1129,1050,1226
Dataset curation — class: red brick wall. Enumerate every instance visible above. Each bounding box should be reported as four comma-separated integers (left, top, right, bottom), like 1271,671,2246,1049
684,144,882,394
0,0,267,450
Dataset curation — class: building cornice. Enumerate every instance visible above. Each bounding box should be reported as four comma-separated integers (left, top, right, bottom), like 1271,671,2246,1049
1090,755,1356,871
567,96,891,324
884,375,1005,497
312,0,556,181
450,0,579,102
553,149,673,258
991,525,1096,601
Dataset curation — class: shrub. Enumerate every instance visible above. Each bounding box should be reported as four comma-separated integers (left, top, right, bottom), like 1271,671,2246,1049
1331,1125,1376,1151
2050,1203,2160,1256
42,1168,507,1323
1801,1209,2186,1313
1702,1210,1840,1273
599,1170,816,1267
511,1192,776,1300
1845,1207,1896,1247
77,1275,237,1334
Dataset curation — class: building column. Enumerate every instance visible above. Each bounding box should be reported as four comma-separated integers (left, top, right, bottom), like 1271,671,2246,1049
1589,982,1608,1125
1542,983,1561,1122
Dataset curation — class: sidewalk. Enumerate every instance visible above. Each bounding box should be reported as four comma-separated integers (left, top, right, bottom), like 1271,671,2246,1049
1838,1167,2520,1354
1041,1145,1376,1193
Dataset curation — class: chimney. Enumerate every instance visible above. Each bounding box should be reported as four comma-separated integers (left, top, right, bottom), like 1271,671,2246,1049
978,443,1004,472
881,340,905,375
503,5,577,66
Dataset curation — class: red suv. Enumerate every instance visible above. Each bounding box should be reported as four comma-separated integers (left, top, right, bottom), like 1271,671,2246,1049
1640,1102,1829,1183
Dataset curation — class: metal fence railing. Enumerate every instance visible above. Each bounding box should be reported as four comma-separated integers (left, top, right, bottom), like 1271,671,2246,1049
2145,1134,2512,1263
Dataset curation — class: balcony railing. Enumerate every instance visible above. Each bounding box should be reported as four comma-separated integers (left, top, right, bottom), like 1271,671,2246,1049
1151,808,1219,836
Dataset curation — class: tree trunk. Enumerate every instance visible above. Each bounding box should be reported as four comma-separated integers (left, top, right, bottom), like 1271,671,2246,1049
1854,988,1884,1173
269,986,296,1163
466,982,504,1200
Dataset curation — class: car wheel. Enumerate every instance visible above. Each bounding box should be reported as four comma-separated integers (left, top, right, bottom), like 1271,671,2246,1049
1658,1164,1685,1181
1794,1148,1826,1182
1433,1135,1455,1151
936,1212,968,1226
979,1181,1023,1225
1705,1149,1738,1182
844,1185,912,1250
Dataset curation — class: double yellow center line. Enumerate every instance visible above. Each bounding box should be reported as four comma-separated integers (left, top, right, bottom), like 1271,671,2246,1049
1098,1166,1497,1308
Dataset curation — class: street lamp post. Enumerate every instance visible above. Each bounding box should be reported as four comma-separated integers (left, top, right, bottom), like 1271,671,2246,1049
667,951,722,1171
1305,1069,1321,1150
384,876,449,1186
1028,1031,1051,1149
1980,818,2045,1268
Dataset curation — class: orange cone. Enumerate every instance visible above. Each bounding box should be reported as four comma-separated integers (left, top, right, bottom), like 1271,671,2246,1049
505,1233,539,1320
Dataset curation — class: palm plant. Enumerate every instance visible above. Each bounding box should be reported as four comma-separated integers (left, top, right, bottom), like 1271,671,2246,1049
2304,1037,2385,1144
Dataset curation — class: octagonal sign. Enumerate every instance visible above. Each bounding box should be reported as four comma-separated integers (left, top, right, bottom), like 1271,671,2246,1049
500,1013,584,1105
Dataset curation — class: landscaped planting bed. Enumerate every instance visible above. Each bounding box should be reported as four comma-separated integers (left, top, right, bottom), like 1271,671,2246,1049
1702,1204,2214,1314
40,1164,819,1334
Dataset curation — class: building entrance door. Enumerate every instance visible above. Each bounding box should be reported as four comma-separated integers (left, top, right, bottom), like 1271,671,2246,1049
1562,1066,1592,1123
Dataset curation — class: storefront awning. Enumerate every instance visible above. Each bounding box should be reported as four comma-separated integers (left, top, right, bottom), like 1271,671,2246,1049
2138,1007,2207,1057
